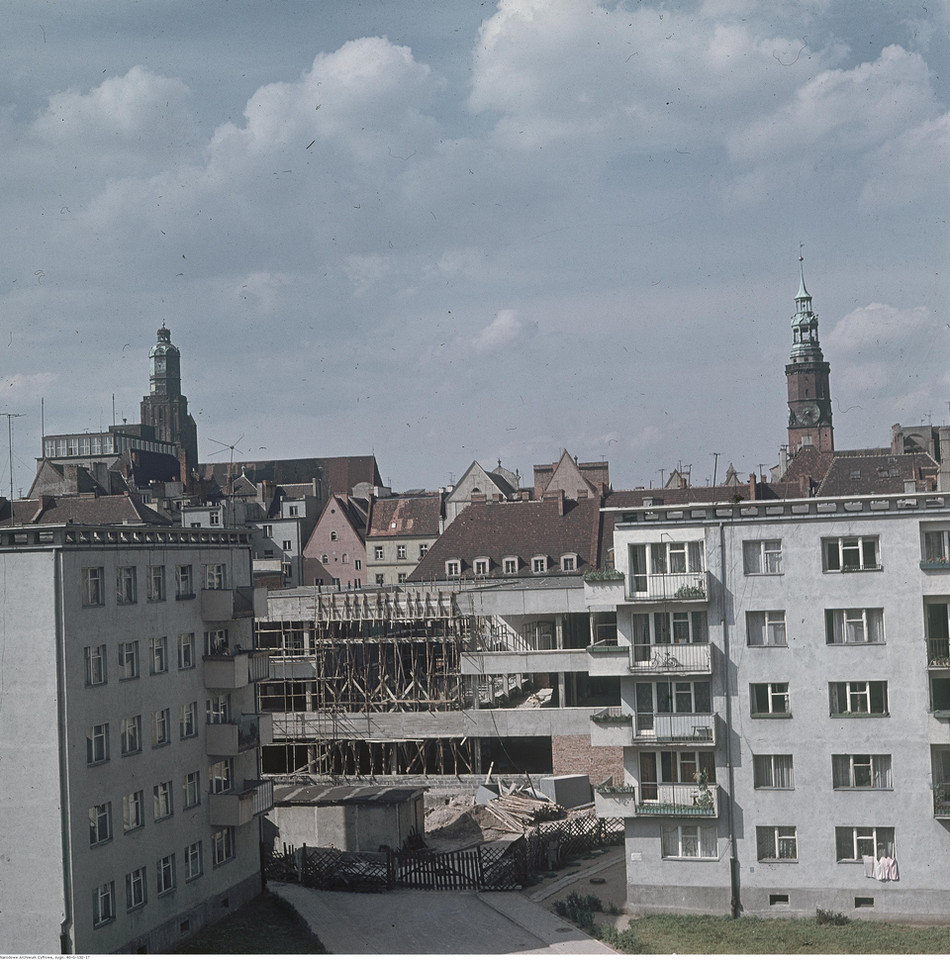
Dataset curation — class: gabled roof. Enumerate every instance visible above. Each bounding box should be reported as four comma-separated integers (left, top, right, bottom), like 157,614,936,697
305,494,370,555
816,451,938,497
366,494,443,539
408,495,604,582
27,459,109,499
197,456,382,494
533,450,609,499
2,493,172,526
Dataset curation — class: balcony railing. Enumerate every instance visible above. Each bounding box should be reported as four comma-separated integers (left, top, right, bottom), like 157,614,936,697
206,713,274,756
208,779,275,827
921,560,950,571
633,712,716,745
926,637,950,668
627,570,708,602
203,649,271,689
594,782,719,818
201,586,267,621
629,643,712,675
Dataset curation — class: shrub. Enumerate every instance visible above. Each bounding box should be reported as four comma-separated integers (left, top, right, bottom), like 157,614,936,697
815,907,850,926
597,920,645,954
552,892,603,932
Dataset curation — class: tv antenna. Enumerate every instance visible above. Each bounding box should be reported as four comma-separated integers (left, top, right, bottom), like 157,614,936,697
207,435,244,497
0,413,24,500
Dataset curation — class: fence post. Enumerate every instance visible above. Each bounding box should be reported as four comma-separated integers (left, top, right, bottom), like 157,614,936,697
386,849,396,890
298,843,306,883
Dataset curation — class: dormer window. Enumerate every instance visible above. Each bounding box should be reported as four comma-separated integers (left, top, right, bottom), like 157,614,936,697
532,555,548,574
561,553,578,572
446,559,461,578
330,531,338,541
474,557,490,576
503,556,519,575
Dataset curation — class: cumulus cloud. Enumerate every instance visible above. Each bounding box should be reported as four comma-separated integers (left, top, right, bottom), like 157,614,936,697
826,303,933,355
471,309,527,353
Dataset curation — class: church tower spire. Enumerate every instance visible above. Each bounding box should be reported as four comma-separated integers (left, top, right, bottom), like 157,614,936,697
785,253,834,455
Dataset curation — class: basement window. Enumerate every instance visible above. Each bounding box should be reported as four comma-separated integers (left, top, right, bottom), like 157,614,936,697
769,894,789,907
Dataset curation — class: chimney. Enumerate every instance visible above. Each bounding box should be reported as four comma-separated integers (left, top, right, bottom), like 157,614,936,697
749,474,757,501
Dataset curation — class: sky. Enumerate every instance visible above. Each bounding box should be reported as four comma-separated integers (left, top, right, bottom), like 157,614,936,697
1,0,948,495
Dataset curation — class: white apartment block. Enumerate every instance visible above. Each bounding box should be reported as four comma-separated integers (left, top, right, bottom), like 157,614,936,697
588,491,950,920
0,523,272,954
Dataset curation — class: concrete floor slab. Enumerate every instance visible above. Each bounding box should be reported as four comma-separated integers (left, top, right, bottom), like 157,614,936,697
269,881,616,955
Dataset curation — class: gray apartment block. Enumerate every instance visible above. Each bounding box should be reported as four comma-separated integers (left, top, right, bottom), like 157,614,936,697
589,490,950,919
0,524,272,954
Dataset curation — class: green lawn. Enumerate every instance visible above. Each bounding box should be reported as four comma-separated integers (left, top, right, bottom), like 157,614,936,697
171,892,326,954
605,913,950,954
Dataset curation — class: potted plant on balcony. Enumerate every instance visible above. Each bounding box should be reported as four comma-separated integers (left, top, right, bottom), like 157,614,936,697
692,769,714,808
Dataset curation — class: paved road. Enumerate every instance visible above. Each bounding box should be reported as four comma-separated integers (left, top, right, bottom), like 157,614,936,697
270,881,616,955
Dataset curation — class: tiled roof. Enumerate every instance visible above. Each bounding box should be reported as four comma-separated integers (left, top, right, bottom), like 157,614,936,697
367,494,443,539
407,495,603,581
816,452,938,496
197,455,381,494
4,494,172,526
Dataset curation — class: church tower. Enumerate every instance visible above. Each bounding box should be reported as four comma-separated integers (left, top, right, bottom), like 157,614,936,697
140,324,199,474
785,256,834,455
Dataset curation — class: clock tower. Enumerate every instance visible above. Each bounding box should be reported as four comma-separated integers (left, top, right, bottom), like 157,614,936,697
140,324,199,475
786,256,834,455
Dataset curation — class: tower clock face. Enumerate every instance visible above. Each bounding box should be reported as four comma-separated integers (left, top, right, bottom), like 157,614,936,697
798,403,819,425
154,357,166,374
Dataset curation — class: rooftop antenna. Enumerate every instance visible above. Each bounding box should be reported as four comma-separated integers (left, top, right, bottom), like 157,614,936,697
0,413,24,500
207,435,244,507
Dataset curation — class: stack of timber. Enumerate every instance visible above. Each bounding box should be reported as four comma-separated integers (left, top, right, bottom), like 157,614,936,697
483,790,566,832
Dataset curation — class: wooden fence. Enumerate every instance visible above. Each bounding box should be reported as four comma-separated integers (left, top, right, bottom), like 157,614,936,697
262,814,623,893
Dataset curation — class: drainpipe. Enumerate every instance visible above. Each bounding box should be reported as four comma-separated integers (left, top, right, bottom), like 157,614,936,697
719,523,740,918
55,547,74,954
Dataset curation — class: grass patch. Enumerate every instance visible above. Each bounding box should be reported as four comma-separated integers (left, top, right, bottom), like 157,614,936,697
171,891,326,954
600,913,950,954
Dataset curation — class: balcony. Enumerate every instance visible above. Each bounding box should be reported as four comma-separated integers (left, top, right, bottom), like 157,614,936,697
627,570,708,603
628,643,712,676
206,713,274,756
201,586,267,621
934,784,950,819
926,637,950,668
586,641,631,677
208,779,274,827
595,783,719,818
203,649,271,689
590,707,634,747
590,709,716,747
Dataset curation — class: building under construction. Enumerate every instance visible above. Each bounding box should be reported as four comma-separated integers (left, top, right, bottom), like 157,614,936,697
256,581,622,783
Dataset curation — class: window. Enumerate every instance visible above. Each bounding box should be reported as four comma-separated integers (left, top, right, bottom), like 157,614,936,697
281,561,292,579
756,825,798,861
397,572,407,583
116,566,137,604
825,609,884,645
282,539,293,551
374,545,384,560
321,553,329,563
175,564,194,599
835,826,895,862
823,536,880,572
157,854,176,895
743,540,783,575
153,781,173,821
85,645,107,686
375,573,385,585
753,755,794,789
503,557,518,575
206,694,231,724
180,702,198,740
147,565,166,601
924,530,950,563
832,754,892,789
86,723,110,765
661,824,718,859
651,541,705,574
532,556,548,573
209,759,233,795
355,558,362,570
288,505,299,516
750,682,790,717
123,791,145,832
185,841,203,881
152,708,171,748
474,558,489,576
650,610,709,645
92,881,115,927
212,827,235,866
445,560,460,577
82,567,105,606
637,679,711,718
126,867,146,911
178,632,195,670
208,510,220,525
397,544,407,560
89,802,112,846
203,562,227,589
118,640,139,680
829,681,888,716
747,611,787,647
561,554,577,572
120,715,142,756
183,771,201,809
150,636,168,674
656,749,716,785
419,544,428,558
